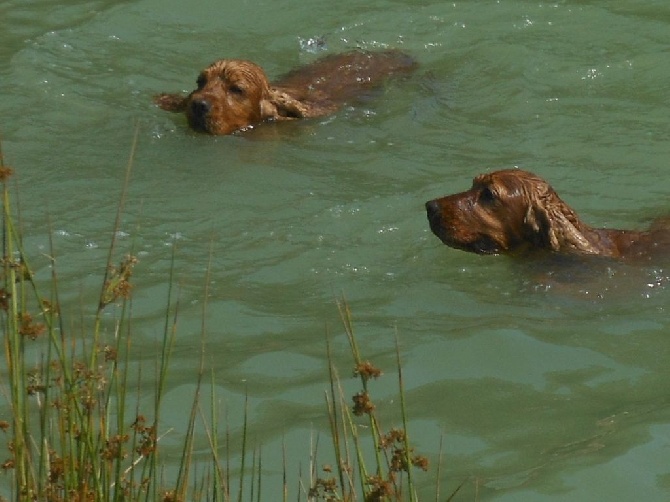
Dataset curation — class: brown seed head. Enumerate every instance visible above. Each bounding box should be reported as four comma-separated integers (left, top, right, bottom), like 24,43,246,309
352,391,375,416
354,361,382,381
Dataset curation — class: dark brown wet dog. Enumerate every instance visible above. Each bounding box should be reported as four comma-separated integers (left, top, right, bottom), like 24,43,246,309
155,49,416,135
425,169,670,261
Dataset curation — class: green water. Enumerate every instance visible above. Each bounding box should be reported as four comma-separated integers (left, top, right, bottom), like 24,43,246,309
2,0,670,499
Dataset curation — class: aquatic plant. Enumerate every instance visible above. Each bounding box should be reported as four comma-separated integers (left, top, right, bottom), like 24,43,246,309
0,132,182,501
303,299,429,501
0,135,445,501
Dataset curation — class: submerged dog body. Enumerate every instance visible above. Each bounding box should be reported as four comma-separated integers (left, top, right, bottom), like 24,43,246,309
155,49,416,135
425,169,670,261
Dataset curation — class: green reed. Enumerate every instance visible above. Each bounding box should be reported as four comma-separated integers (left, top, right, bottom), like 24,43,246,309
0,133,184,501
306,298,430,501
0,134,445,501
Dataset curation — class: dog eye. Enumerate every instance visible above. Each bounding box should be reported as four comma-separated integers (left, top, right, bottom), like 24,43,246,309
228,84,245,95
196,75,206,89
478,187,496,204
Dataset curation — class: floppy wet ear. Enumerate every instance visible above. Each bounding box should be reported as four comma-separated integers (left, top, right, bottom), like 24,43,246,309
261,88,313,120
525,200,560,251
154,93,188,112
524,186,599,254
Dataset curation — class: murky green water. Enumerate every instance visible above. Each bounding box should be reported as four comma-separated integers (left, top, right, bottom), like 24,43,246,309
3,0,670,499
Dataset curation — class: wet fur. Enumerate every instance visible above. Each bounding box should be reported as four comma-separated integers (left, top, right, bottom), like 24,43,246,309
155,49,417,135
425,169,670,261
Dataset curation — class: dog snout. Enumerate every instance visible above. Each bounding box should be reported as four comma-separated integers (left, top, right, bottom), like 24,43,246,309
425,199,441,219
190,98,212,117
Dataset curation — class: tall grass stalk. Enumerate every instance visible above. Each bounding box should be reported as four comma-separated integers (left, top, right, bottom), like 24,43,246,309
336,299,384,465
310,297,431,500
0,135,443,501
202,370,227,501
0,132,188,501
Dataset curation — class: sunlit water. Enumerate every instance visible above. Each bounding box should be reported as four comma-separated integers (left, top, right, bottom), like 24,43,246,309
2,0,670,499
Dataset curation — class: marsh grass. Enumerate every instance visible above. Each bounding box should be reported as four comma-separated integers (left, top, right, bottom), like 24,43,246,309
305,300,432,501
0,133,191,501
0,135,445,501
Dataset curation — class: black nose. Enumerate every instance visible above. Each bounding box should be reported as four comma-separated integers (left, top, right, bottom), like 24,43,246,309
425,199,440,217
190,98,211,116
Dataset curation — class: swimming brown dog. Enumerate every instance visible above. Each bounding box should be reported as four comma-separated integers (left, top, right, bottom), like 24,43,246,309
426,169,670,261
155,49,417,135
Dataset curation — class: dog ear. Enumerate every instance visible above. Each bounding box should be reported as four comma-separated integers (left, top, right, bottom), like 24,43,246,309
261,88,338,121
260,88,312,120
154,93,188,112
524,200,558,251
524,183,600,254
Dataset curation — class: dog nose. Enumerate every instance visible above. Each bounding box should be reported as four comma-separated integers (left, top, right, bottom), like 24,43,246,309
190,98,211,116
425,199,440,217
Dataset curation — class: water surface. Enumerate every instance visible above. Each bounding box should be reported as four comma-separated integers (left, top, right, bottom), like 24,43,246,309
2,0,670,499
